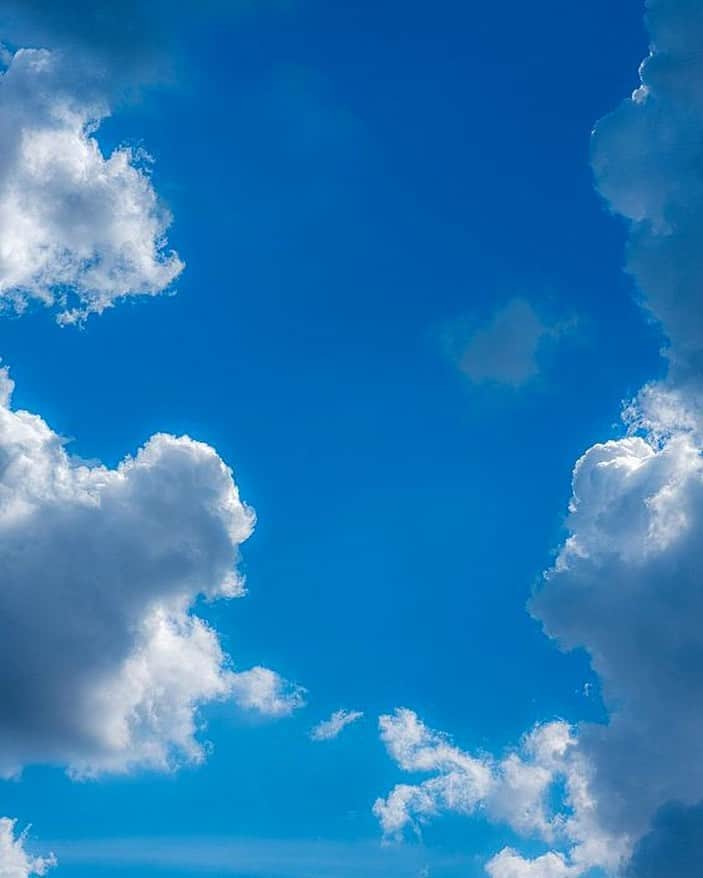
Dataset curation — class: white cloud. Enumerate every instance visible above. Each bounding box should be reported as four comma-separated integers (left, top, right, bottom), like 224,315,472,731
449,299,568,388
530,383,703,839
485,849,574,878
310,709,363,742
374,710,625,875
0,47,183,323
0,819,55,878
529,0,703,868
0,366,302,777
382,393,703,876
381,1,703,875
231,667,306,718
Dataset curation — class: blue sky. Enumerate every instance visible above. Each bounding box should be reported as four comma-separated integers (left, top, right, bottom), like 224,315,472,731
0,1,700,877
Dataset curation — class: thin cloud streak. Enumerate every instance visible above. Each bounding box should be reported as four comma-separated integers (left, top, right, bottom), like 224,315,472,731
42,836,471,877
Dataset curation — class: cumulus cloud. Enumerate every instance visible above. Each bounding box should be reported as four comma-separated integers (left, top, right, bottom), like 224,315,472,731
528,0,703,867
382,1,703,875
448,299,569,388
374,709,625,875
592,0,703,374
0,366,301,777
0,819,54,878
310,709,363,742
0,47,183,323
530,384,703,842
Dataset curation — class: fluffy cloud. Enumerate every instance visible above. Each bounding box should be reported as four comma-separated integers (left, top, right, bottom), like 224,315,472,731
592,0,703,374
528,0,703,867
0,820,54,878
447,299,569,388
379,2,703,873
377,391,703,875
0,366,301,777
0,47,183,323
485,850,574,878
374,709,625,875
231,667,306,718
310,709,364,742
531,383,703,839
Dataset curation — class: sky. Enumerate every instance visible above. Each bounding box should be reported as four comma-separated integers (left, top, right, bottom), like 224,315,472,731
0,0,701,876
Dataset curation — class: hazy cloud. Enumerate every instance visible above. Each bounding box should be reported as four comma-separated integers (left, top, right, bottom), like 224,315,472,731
624,801,703,878
0,0,173,89
448,299,570,388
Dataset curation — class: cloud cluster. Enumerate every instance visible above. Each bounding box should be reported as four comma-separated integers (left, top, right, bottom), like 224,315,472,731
0,367,301,778
528,381,703,851
526,0,703,870
374,709,626,877
379,1,703,873
0,6,298,875
0,47,183,323
310,709,364,742
0,820,54,878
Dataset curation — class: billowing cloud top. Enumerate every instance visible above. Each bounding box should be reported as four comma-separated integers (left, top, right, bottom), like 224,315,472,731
0,367,302,778
0,47,183,323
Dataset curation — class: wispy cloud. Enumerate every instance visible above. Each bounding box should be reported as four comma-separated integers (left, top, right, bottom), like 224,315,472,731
42,836,470,877
310,709,364,742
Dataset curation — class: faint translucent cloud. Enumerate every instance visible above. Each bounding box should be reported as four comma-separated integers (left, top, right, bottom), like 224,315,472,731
42,836,466,877
445,298,575,388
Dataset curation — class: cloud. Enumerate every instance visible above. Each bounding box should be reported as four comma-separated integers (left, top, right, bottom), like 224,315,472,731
310,709,364,742
591,0,703,375
528,0,703,867
373,2,703,876
448,299,568,388
374,709,625,875
0,365,301,778
485,849,574,878
0,0,173,89
623,801,703,878
530,383,703,842
231,667,307,718
0,47,183,323
0,819,55,878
